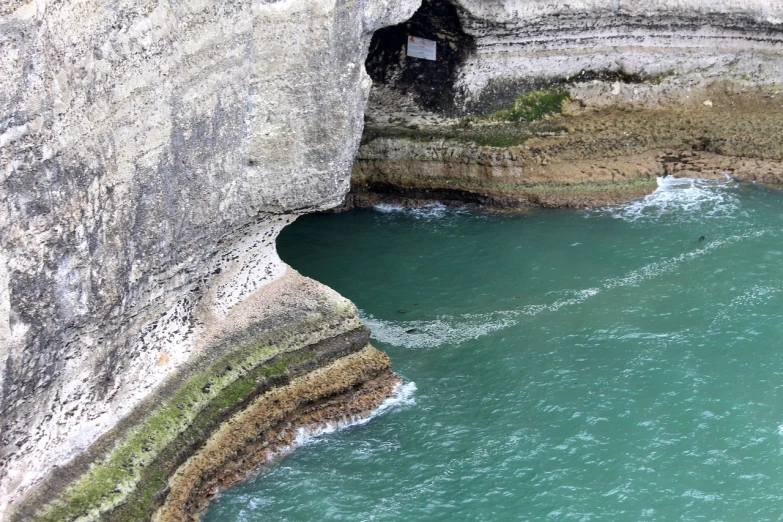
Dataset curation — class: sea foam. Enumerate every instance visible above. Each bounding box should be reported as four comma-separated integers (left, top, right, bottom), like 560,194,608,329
267,381,417,460
373,202,476,221
363,229,765,350
596,176,742,223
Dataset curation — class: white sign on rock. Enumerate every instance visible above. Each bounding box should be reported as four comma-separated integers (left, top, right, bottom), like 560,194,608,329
407,36,437,61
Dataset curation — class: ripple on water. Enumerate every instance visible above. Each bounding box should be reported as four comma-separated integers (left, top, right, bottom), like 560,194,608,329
204,179,783,522
361,225,764,351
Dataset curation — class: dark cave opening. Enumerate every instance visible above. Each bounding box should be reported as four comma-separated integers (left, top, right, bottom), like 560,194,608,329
365,0,476,113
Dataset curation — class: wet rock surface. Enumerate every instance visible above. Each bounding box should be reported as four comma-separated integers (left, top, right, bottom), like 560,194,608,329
4,0,783,519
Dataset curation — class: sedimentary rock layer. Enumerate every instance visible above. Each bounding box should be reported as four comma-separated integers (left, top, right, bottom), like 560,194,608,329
455,0,783,111
355,86,783,209
155,346,398,522
352,135,660,208
10,270,398,522
0,0,420,517
357,0,783,208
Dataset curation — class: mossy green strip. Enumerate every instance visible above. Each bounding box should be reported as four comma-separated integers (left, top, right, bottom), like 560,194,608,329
486,90,571,123
106,348,318,522
30,310,356,522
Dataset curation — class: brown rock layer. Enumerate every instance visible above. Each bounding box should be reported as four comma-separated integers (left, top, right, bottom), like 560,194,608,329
351,86,783,210
154,345,399,522
10,270,398,522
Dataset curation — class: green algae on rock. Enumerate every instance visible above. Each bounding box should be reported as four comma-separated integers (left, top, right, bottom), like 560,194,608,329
154,346,399,522
486,90,571,124
0,0,421,515
351,85,783,210
12,271,397,522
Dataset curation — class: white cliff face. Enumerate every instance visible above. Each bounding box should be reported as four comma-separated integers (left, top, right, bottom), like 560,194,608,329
0,0,419,516
456,0,783,22
453,0,783,110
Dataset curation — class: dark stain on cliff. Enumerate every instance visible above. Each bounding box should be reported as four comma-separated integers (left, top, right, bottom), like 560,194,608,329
365,0,476,113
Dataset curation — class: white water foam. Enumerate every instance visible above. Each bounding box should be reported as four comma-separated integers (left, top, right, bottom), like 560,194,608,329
363,289,602,349
602,230,765,290
361,177,759,351
363,231,765,349
362,313,517,349
593,176,741,222
266,381,417,460
373,202,470,220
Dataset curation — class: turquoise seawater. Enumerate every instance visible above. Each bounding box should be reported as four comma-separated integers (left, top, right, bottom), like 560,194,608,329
203,177,783,521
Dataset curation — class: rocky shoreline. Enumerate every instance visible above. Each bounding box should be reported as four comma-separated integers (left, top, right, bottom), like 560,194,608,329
156,348,398,522
11,270,399,522
0,0,420,517
349,86,783,210
5,0,783,519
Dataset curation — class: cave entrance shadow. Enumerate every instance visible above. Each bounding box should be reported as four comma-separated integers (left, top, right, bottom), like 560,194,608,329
365,0,476,114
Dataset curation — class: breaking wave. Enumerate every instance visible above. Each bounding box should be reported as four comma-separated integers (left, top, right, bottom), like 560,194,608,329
267,381,417,459
373,202,471,220
592,176,742,222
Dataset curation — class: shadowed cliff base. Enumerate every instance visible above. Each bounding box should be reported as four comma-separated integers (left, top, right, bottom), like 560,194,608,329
349,84,783,210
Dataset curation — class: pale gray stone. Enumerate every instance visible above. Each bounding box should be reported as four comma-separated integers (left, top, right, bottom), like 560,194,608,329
454,0,783,110
0,0,419,514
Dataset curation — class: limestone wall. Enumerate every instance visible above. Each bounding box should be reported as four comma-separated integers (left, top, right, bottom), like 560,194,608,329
356,0,783,209
454,0,783,110
0,0,419,517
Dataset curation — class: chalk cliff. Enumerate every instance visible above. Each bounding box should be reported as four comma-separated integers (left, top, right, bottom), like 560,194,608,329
354,0,783,208
0,0,418,519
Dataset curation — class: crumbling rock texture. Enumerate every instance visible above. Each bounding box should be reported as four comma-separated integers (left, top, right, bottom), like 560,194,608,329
11,270,394,521
5,0,783,518
0,0,420,518
155,346,398,522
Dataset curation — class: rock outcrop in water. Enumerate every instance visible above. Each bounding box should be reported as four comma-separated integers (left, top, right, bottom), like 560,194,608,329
0,0,418,519
352,0,783,209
